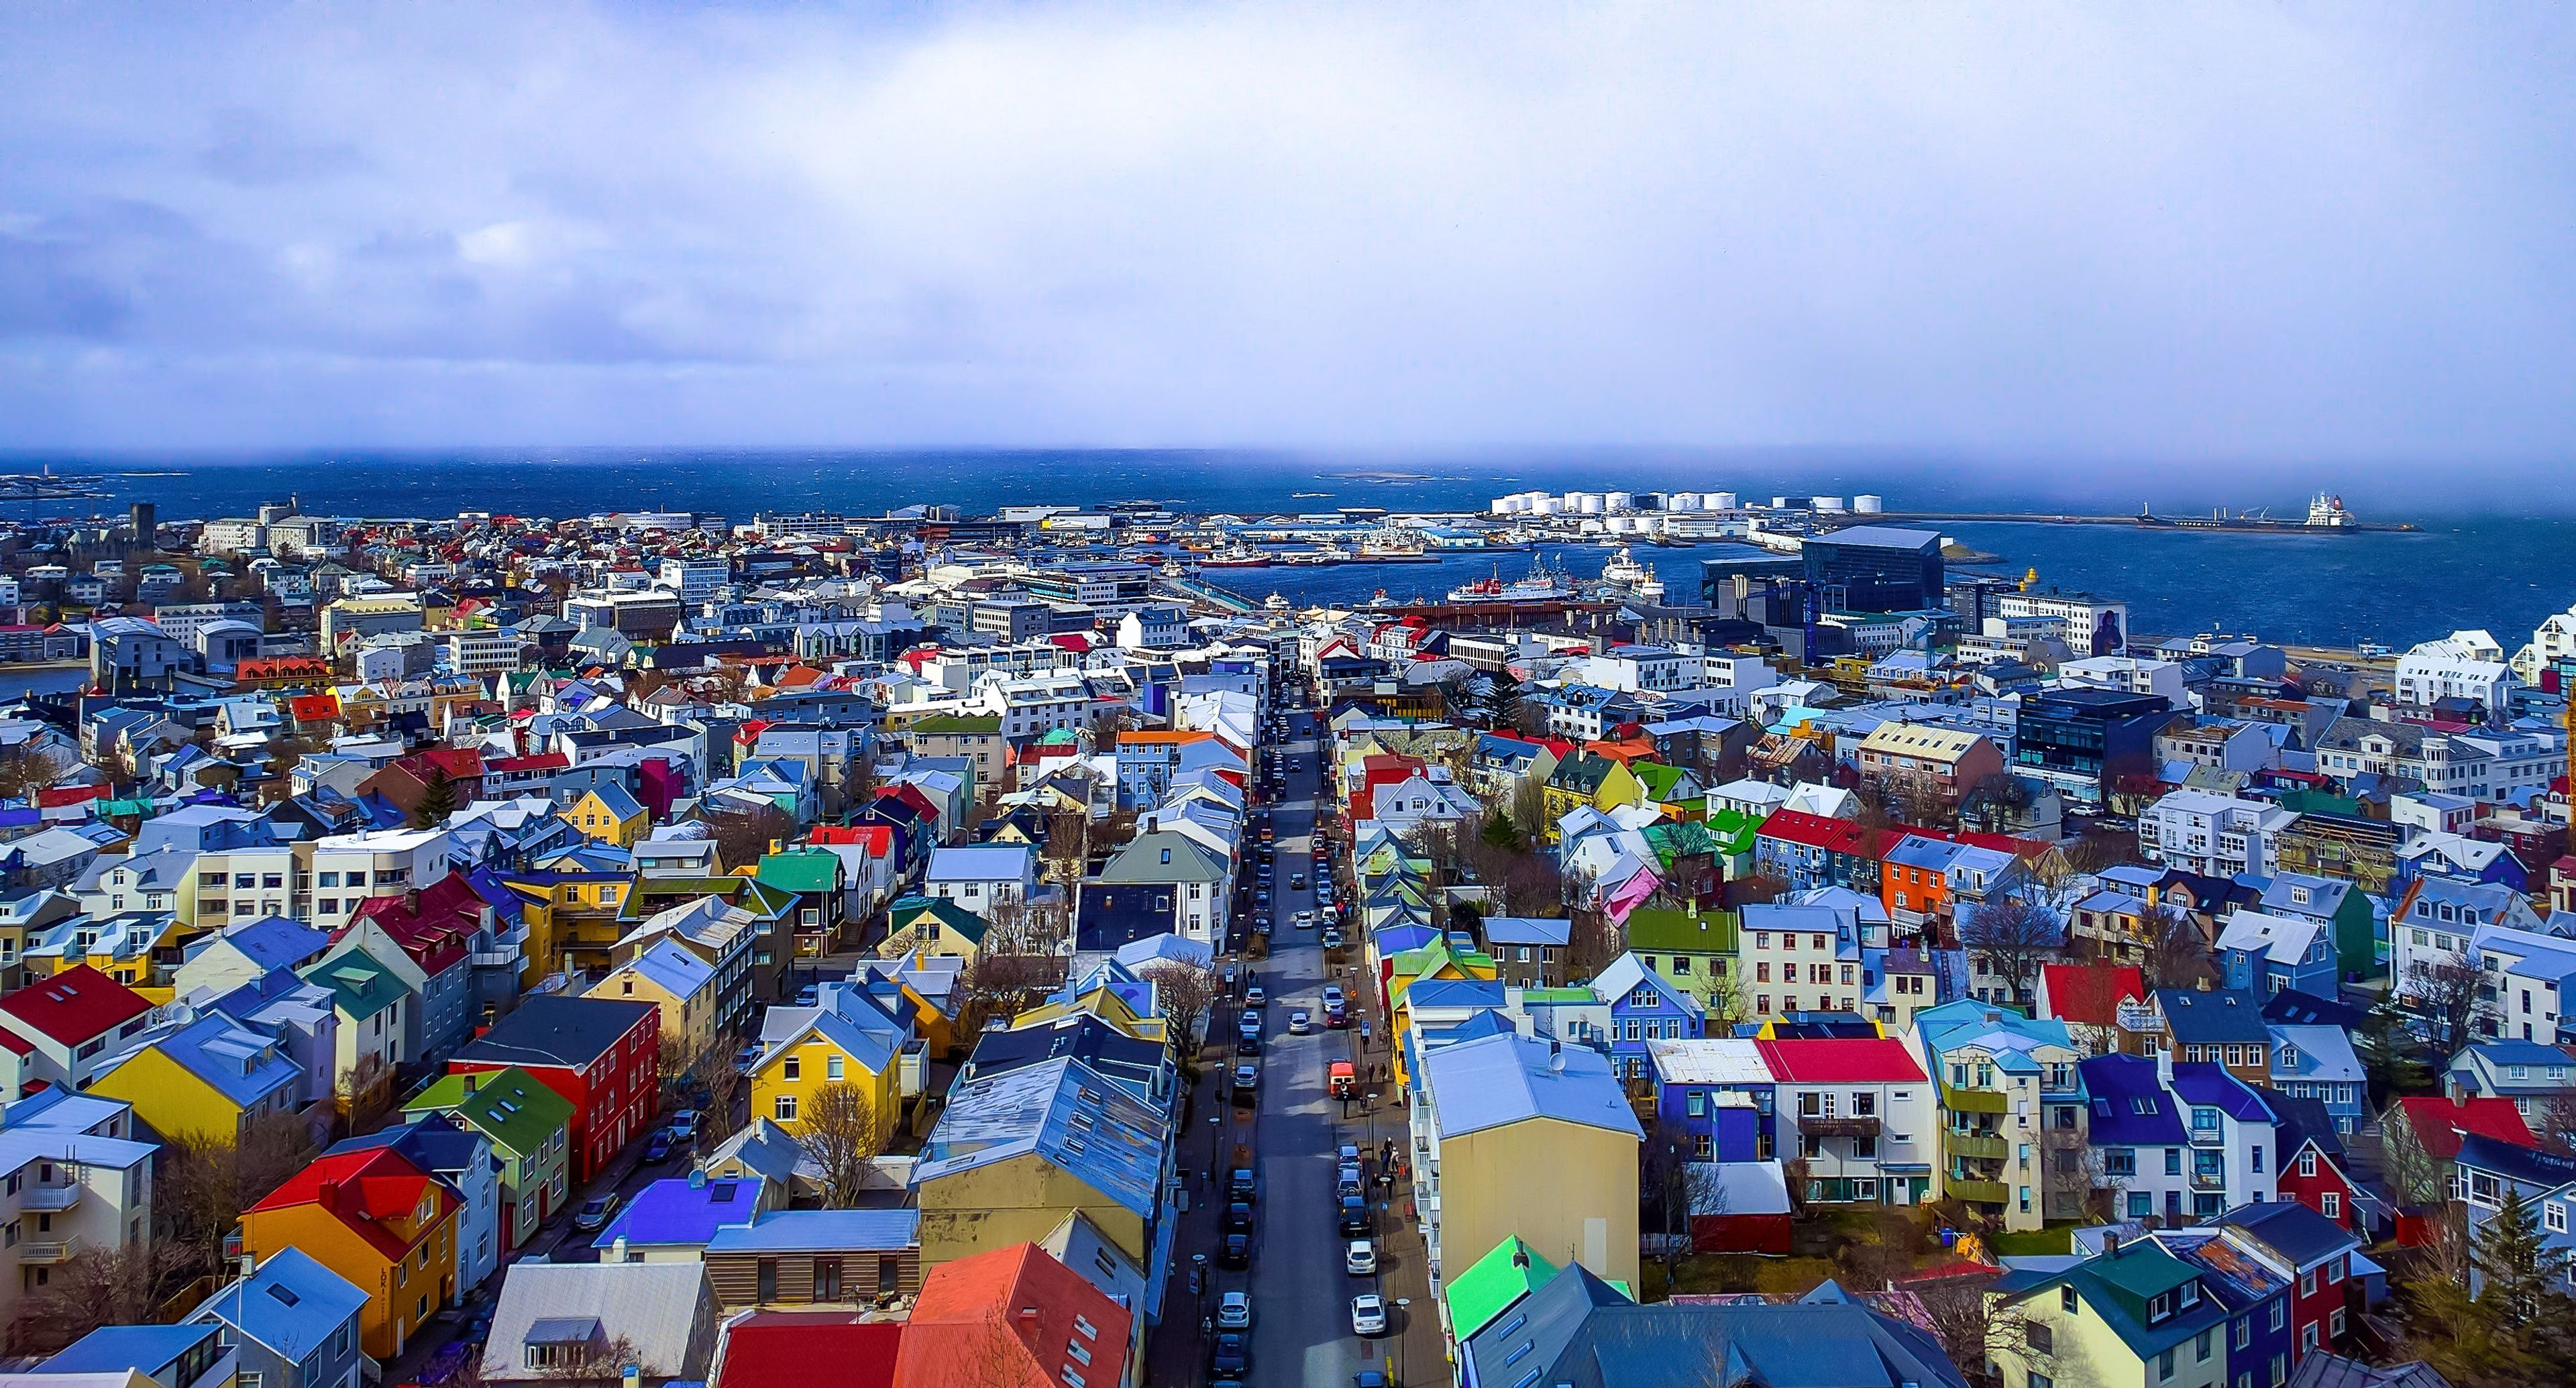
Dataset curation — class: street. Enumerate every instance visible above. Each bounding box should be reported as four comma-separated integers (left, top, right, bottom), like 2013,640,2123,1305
1226,704,1445,1388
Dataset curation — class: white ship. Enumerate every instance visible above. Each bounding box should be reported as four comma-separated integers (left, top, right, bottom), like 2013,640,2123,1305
1599,545,1664,600
2305,493,2353,528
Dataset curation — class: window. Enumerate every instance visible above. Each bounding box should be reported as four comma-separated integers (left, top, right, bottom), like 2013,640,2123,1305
2298,1150,2316,1177
2298,1269,2316,1296
2271,1352,2288,1387
2061,1286,2078,1312
826,1056,845,1081
2549,1202,2568,1234
782,1057,800,1081
757,1259,778,1302
2268,1299,2286,1331
774,1096,798,1122
2301,1324,2318,1354
2234,1316,2250,1349
2197,1330,2213,1362
2159,1348,2176,1380
2027,1323,2054,1354
2322,1192,2341,1219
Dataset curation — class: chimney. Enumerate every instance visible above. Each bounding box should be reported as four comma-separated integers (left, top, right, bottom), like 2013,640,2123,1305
612,1235,629,1262
1511,1243,1530,1269
2154,1043,2173,1087
317,1180,339,1208
2105,1231,2123,1258
404,889,421,915
689,1169,707,1189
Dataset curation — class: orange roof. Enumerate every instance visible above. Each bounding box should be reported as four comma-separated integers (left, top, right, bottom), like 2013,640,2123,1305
894,1243,1131,1388
289,693,341,722
1116,731,1214,745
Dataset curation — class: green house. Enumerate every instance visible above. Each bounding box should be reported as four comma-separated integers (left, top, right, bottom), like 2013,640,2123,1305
1623,905,1741,1006
405,1065,574,1248
1444,1235,1564,1342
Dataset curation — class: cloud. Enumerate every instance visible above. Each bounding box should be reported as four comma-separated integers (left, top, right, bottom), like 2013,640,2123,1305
1,1,2573,460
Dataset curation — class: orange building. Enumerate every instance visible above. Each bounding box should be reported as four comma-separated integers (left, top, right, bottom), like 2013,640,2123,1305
893,1242,1134,1388
240,1145,461,1359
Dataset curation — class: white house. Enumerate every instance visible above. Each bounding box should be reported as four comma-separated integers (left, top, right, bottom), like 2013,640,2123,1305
2395,631,2516,718
923,844,1038,911
2138,790,2300,877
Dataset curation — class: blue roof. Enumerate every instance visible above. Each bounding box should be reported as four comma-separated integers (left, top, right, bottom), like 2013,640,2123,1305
1407,979,1507,1011
2208,1200,2364,1268
2080,1055,2187,1144
189,1246,368,1358
2154,987,2271,1045
592,1175,763,1249
2455,1132,2576,1191
2468,1039,2572,1067
1420,1032,1644,1141
1481,916,1572,947
700,1208,920,1254
2170,1063,2273,1122
119,1013,302,1108
918,1057,1170,1218
42,1324,220,1376
202,915,331,971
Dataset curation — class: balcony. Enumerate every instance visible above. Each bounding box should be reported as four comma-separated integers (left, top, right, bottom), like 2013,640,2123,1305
2190,1168,2227,1191
18,1235,81,1264
1798,1114,1883,1140
1946,1177,2010,1206
2188,1128,2224,1149
1939,1085,2009,1114
18,1181,82,1212
1945,1130,2010,1163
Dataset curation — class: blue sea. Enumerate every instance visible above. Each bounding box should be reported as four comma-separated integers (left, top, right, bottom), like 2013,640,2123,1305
3,448,2570,649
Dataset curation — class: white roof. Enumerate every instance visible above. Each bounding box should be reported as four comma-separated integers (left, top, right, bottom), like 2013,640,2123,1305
1687,1159,1792,1216
1644,1037,1772,1085
2215,908,2322,966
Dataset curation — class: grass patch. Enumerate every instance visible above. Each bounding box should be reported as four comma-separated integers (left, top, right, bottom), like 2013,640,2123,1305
1986,1225,2076,1257
1661,1254,1841,1299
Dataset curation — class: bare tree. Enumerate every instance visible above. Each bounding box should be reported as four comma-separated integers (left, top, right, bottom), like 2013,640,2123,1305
339,1052,396,1134
1961,898,2061,1008
2407,959,2493,1059
159,1113,320,1281
2137,904,2218,992
1138,961,1222,1065
1960,772,2035,835
707,805,798,873
798,1081,890,1209
8,1241,193,1352
2381,1112,2447,1207
1508,774,1549,840
2063,829,2141,876
2529,1091,2576,1157
0,745,71,802
537,1333,651,1386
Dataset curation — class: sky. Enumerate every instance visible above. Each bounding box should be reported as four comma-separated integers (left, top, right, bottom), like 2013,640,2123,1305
4,2,2575,466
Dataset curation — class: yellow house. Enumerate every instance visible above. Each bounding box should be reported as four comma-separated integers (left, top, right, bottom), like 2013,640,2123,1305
502,871,634,979
1413,1032,1642,1293
749,985,914,1139
914,1058,1171,1271
91,1013,309,1143
1008,978,1167,1046
879,896,990,961
590,937,718,1057
1540,753,1644,836
557,783,649,848
1987,1240,2232,1388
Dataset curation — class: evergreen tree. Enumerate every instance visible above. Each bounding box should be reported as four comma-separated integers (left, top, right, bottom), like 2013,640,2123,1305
411,766,459,829
1481,811,1522,852
2473,1185,2576,1382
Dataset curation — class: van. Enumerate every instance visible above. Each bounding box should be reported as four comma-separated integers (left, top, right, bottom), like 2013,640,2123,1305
1329,1060,1358,1099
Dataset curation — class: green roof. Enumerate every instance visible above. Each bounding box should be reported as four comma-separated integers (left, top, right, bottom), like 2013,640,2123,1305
1516,987,1595,1004
1623,906,1739,955
908,714,1002,735
756,847,845,894
1444,1236,1560,1340
406,1065,574,1159
890,896,989,941
1631,761,1689,800
2089,1240,2199,1300
309,951,407,1021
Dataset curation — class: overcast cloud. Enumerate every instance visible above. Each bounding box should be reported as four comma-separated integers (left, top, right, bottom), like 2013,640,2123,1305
2,2,2573,460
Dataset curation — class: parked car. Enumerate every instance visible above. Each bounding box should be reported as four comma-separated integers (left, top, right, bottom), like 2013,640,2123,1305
1293,909,1316,930
1230,1168,1258,1202
573,1193,621,1232
1338,1195,1371,1236
1245,984,1268,1008
668,1110,702,1142
1346,1239,1377,1275
1220,1232,1251,1267
1225,1202,1256,1234
641,1131,674,1164
1217,1291,1254,1330
1233,1062,1260,1093
795,984,820,1006
1350,1293,1388,1336
1321,927,1345,950
1209,1332,1252,1376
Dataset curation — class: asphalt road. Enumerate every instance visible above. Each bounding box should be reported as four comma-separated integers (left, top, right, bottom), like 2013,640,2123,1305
1228,705,1444,1388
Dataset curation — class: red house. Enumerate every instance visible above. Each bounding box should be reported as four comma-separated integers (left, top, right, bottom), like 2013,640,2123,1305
2208,1202,2364,1364
447,995,658,1181
2269,1096,2374,1239
1687,1161,1794,1254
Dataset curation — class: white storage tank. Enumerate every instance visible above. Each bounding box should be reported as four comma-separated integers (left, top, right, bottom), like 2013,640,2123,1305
1854,494,1885,514
1572,492,1605,515
1709,492,1738,510
1814,496,1847,513
1605,491,1633,513
1666,492,1701,512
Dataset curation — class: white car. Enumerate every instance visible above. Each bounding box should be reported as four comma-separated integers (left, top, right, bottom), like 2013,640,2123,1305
1294,909,1316,930
1345,1239,1377,1275
1216,1291,1253,1330
1350,1293,1388,1337
1289,1010,1313,1035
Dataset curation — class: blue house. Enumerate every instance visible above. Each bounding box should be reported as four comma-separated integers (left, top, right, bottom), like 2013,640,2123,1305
1642,1035,1773,1161
2080,1054,2192,1225
2266,1024,2366,1136
2216,908,2338,998
186,1246,371,1388
2157,1226,2294,1388
1593,951,1706,1082
594,1173,772,1259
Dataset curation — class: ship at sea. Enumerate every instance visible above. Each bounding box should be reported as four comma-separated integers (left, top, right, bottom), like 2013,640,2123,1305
1446,555,1576,603
1199,541,1273,568
2135,492,2400,533
1598,545,1665,601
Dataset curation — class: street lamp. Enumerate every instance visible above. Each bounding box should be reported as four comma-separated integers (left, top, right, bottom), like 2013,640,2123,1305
1393,1299,1412,1388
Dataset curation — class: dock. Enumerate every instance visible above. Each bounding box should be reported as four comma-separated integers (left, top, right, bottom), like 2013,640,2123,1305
1866,510,2420,535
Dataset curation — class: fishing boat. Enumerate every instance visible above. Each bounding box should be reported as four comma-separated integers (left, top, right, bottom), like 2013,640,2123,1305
1354,523,1438,562
1599,545,1666,600
1200,542,1273,568
1446,555,1576,603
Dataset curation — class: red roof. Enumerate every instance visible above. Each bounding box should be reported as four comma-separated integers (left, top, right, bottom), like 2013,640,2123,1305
0,965,153,1046
34,785,109,810
716,1314,902,1388
344,875,480,974
289,693,341,722
2396,1096,2533,1161
2039,964,2147,1026
1756,808,1918,859
882,784,941,822
485,752,570,776
408,747,486,780
248,1145,455,1263
894,1243,1132,1388
1755,1037,1927,1084
809,824,895,856
1047,633,1092,653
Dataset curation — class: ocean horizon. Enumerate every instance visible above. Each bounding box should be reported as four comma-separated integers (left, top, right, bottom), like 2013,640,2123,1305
0,447,2567,650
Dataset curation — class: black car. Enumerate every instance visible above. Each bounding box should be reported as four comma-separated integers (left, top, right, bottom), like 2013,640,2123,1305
1209,1332,1251,1376
1220,1232,1252,1267
1229,1167,1258,1202
1338,1195,1371,1236
1225,1201,1255,1233
641,1131,674,1164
